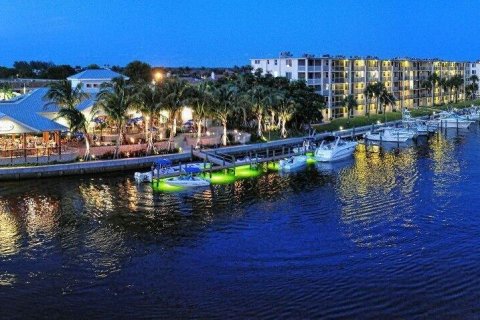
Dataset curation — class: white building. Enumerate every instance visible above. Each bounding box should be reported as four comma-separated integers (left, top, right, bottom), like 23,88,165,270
466,61,480,97
251,53,469,120
67,69,128,94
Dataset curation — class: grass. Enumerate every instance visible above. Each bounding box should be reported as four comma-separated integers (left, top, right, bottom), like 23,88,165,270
314,99,480,133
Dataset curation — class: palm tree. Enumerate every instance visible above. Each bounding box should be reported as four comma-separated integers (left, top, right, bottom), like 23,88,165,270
244,85,271,137
469,75,479,99
94,77,138,158
185,81,213,146
0,83,14,101
342,94,358,118
275,91,297,138
421,80,433,105
212,84,237,146
378,89,396,123
364,83,377,116
160,78,189,149
439,78,449,104
135,81,163,154
450,74,463,103
428,73,440,106
44,80,91,159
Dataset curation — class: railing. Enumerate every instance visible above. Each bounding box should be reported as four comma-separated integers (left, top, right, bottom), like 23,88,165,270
307,66,322,72
307,79,322,85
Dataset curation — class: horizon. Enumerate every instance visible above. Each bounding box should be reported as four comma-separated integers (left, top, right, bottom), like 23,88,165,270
1,0,479,67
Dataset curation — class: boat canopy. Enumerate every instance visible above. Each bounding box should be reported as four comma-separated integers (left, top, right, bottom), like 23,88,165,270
184,166,202,174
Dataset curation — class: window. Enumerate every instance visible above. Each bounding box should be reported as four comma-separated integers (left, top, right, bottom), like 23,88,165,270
285,72,292,80
267,60,270,65
93,84,98,88
274,60,278,65
286,59,292,67
254,60,260,64
474,70,477,75
86,83,92,88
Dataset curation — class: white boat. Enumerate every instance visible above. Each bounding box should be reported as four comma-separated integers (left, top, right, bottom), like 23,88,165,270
364,127,415,143
429,112,474,129
279,155,307,171
314,136,358,162
164,175,211,187
134,160,211,184
164,167,210,187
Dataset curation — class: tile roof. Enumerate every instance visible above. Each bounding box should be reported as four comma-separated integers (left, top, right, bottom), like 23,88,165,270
67,69,128,80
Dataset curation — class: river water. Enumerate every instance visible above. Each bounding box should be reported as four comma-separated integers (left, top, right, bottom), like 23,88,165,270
1,128,480,319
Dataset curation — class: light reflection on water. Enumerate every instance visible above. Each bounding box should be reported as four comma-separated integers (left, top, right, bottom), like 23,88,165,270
1,128,480,318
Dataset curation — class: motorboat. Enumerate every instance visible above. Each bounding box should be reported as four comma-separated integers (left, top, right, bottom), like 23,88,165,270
314,136,358,162
134,159,211,184
364,127,415,143
401,109,436,134
164,167,210,187
279,155,307,171
428,111,473,129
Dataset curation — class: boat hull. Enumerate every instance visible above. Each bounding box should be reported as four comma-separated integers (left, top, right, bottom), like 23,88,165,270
164,178,210,187
314,143,357,162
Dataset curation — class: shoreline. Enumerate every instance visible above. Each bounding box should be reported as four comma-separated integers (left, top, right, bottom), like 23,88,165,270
0,119,404,181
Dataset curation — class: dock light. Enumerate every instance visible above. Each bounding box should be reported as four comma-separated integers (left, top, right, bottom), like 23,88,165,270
339,126,343,131
234,129,238,134
206,131,211,136
377,120,381,124
178,147,183,153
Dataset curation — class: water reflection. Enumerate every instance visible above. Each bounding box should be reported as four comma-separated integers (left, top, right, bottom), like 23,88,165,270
1,129,480,318
336,144,419,248
0,201,20,257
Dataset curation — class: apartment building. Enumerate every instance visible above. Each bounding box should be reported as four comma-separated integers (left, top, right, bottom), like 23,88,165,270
251,53,467,119
466,61,480,97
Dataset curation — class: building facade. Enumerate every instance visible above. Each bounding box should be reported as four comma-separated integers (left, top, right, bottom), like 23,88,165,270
251,53,468,119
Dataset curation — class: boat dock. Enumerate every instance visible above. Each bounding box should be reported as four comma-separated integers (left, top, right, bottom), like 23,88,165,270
0,119,405,181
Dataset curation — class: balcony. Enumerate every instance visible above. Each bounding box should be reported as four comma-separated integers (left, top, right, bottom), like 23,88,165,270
333,78,347,83
307,66,321,72
307,79,321,85
353,77,365,82
298,66,306,72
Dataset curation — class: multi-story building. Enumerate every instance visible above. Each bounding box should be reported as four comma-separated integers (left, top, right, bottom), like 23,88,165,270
251,53,468,119
466,61,480,98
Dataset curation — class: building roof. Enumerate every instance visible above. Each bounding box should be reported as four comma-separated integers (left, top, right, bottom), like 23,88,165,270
0,88,68,133
67,69,128,81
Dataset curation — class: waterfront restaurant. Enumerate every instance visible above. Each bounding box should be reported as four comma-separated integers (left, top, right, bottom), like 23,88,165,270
0,88,69,164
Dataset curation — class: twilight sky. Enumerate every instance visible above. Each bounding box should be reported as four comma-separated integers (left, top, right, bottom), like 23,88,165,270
1,0,478,67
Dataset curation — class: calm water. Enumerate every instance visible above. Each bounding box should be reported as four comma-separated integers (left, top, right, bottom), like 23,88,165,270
1,128,480,319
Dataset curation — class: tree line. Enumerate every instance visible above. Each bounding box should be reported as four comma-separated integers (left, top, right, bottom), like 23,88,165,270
45,70,325,160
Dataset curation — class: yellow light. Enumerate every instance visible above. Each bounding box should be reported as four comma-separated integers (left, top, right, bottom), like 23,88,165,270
155,72,163,81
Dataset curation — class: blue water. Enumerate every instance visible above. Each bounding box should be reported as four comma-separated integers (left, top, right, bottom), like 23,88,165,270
1,128,480,318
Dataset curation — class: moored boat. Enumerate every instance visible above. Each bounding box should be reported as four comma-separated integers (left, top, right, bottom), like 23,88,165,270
314,136,357,162
279,155,307,171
